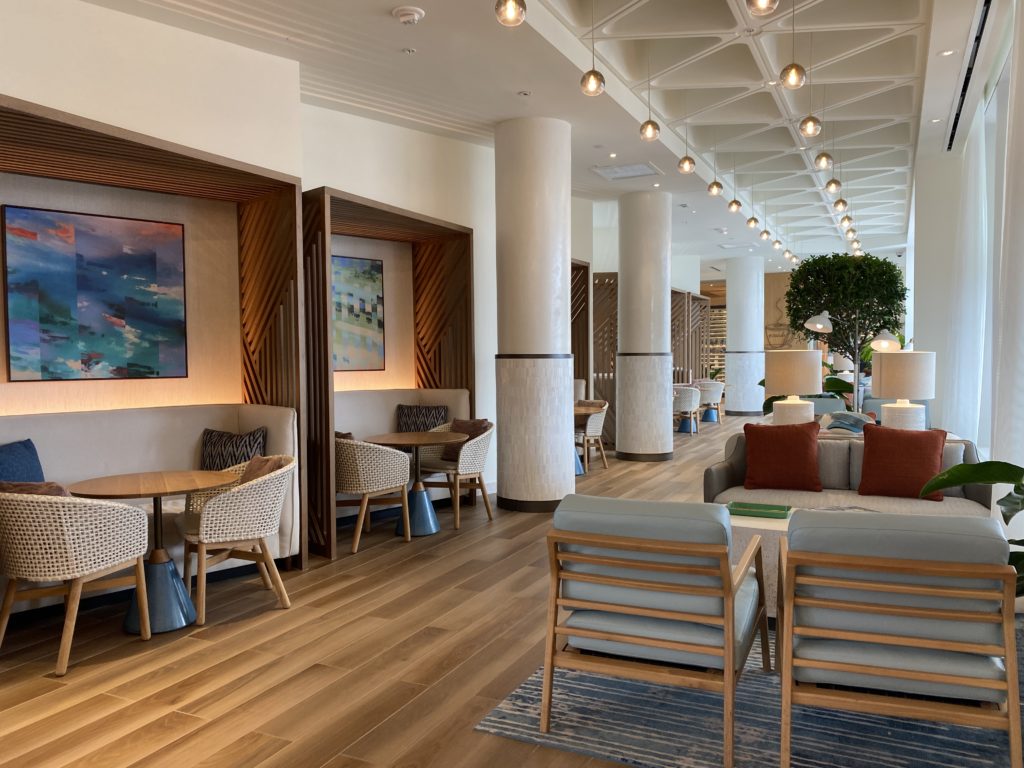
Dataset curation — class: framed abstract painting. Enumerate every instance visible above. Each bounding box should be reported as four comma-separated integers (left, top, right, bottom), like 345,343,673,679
2,206,187,381
331,255,384,371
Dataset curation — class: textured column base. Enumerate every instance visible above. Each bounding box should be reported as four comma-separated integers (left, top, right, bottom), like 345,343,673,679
496,356,575,508
615,354,673,461
725,351,765,414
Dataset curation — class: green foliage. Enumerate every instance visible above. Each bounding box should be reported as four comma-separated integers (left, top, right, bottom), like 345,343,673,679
919,460,1024,498
709,367,725,382
785,253,907,365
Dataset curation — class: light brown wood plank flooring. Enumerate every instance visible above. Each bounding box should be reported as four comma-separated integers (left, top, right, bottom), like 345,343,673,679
0,415,754,767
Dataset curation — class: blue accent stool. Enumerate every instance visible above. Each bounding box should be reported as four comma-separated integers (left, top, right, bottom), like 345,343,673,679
575,449,585,476
396,487,441,537
124,559,195,634
677,416,696,433
701,408,719,423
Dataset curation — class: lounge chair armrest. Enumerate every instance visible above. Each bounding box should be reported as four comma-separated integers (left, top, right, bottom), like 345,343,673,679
731,534,762,591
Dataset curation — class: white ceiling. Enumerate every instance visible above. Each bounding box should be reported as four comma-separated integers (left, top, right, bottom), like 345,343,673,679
83,0,976,276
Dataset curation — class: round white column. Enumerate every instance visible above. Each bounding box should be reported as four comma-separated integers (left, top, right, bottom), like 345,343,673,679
494,117,575,512
615,191,673,461
725,256,765,415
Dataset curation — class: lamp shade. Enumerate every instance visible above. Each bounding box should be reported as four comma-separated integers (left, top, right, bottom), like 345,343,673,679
871,351,936,400
764,350,823,398
831,354,855,372
803,311,832,333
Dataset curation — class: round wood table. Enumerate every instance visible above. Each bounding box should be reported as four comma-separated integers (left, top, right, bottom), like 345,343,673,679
364,432,467,536
573,405,604,476
68,469,237,634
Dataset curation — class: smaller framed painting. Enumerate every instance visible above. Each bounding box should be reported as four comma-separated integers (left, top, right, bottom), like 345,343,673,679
332,255,385,371
2,205,187,381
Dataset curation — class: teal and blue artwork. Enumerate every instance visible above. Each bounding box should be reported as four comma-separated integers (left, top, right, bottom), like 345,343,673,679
2,206,187,381
331,255,384,371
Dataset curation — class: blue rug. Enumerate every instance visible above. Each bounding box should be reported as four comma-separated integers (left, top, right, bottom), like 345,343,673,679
476,639,1018,767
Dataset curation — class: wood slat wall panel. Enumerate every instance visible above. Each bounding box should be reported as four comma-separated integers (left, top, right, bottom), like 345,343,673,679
670,291,709,384
570,263,590,386
592,273,617,446
301,190,336,561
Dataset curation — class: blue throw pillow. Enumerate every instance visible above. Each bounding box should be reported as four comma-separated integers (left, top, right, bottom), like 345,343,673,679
0,439,45,482
825,411,873,434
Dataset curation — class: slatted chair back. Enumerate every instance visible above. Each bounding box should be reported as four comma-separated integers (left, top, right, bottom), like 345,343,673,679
779,510,1021,768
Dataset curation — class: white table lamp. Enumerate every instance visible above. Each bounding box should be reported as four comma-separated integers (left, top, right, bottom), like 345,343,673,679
871,351,935,430
765,350,823,425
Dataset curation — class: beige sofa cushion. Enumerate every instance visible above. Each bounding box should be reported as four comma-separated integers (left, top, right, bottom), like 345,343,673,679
715,487,988,518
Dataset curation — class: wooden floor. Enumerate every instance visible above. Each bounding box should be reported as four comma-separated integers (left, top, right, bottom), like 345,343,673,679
0,415,754,768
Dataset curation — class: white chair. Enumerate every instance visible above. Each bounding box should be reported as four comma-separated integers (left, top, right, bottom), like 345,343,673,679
183,457,295,625
0,493,151,676
574,400,609,473
335,439,410,554
420,422,494,529
673,385,701,434
698,380,726,423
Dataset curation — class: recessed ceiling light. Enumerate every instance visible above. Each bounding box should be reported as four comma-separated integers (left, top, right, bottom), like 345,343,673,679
653,183,660,187
767,79,778,86
930,118,943,123
609,152,617,158
517,90,531,97
401,47,417,55
940,49,957,57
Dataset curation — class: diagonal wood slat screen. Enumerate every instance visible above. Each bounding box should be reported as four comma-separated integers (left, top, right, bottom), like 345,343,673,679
570,263,590,385
671,291,710,384
592,273,617,446
412,239,474,394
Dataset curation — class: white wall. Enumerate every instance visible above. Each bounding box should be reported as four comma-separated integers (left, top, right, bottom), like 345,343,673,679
301,104,497,483
330,235,415,391
671,251,701,293
0,175,242,414
592,201,619,273
0,0,302,177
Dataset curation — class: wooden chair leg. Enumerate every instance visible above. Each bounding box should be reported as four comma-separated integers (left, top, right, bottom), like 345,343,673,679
452,475,462,530
134,557,151,642
0,578,17,649
582,439,589,473
478,474,494,520
196,543,208,626
256,551,274,590
723,681,735,768
352,494,370,554
182,540,193,597
596,438,609,469
258,539,290,609
363,507,372,533
56,578,83,677
400,486,411,543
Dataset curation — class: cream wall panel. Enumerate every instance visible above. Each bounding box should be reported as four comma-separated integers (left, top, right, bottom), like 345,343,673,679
0,0,302,176
0,174,242,414
330,235,415,391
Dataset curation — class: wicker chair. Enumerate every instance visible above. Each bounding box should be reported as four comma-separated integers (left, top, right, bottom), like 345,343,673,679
673,385,701,434
182,457,295,625
335,439,411,554
698,381,726,422
0,493,151,676
420,423,494,529
574,400,609,473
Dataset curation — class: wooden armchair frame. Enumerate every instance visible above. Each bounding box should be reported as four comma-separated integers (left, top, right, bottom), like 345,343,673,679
778,538,1022,768
542,529,771,768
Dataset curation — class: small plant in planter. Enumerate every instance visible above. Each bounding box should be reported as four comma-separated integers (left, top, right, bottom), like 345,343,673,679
921,462,1024,593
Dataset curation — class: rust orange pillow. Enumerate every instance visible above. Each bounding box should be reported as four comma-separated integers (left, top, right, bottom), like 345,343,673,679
858,424,947,500
743,422,822,491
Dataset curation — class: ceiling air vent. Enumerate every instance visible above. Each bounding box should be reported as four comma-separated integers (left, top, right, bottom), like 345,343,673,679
590,162,664,181
947,0,992,150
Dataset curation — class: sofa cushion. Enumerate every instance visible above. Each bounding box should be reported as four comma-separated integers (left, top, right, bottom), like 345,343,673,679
395,404,448,433
818,439,851,490
715,487,989,517
441,419,492,462
564,574,760,671
0,481,69,497
743,422,821,492
824,410,873,434
0,439,44,483
200,427,267,471
858,424,946,500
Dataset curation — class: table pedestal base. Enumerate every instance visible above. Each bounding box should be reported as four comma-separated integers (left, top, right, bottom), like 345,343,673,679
395,483,441,537
677,416,697,433
701,408,719,423
574,449,585,476
124,555,196,635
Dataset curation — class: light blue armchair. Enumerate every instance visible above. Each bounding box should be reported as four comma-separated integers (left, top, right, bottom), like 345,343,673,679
778,510,1021,768
541,494,771,768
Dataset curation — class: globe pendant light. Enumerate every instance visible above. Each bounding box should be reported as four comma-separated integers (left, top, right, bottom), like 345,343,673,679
639,55,659,141
853,248,865,256
825,177,842,194
783,248,793,259
708,151,723,196
726,154,741,211
747,0,780,16
678,154,695,173
833,197,848,212
495,0,526,27
760,228,771,241
677,98,695,173
799,114,821,138
840,214,853,229
580,0,605,96
747,215,760,228
728,198,742,213
851,239,861,250
779,4,806,89
772,239,782,250
814,150,833,170
845,227,857,241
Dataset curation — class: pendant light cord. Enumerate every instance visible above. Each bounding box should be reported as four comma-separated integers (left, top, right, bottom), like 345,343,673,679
590,0,596,70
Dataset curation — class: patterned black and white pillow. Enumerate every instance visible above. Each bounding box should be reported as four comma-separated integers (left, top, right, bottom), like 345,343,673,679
200,427,267,471
395,404,448,433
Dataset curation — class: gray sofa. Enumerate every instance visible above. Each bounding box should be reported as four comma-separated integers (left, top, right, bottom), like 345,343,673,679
704,432,992,516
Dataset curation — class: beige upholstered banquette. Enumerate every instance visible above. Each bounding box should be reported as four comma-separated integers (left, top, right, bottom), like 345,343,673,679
333,388,470,437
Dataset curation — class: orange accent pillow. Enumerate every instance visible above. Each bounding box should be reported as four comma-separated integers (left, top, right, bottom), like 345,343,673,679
239,455,291,485
858,424,947,501
743,422,822,491
0,481,70,497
